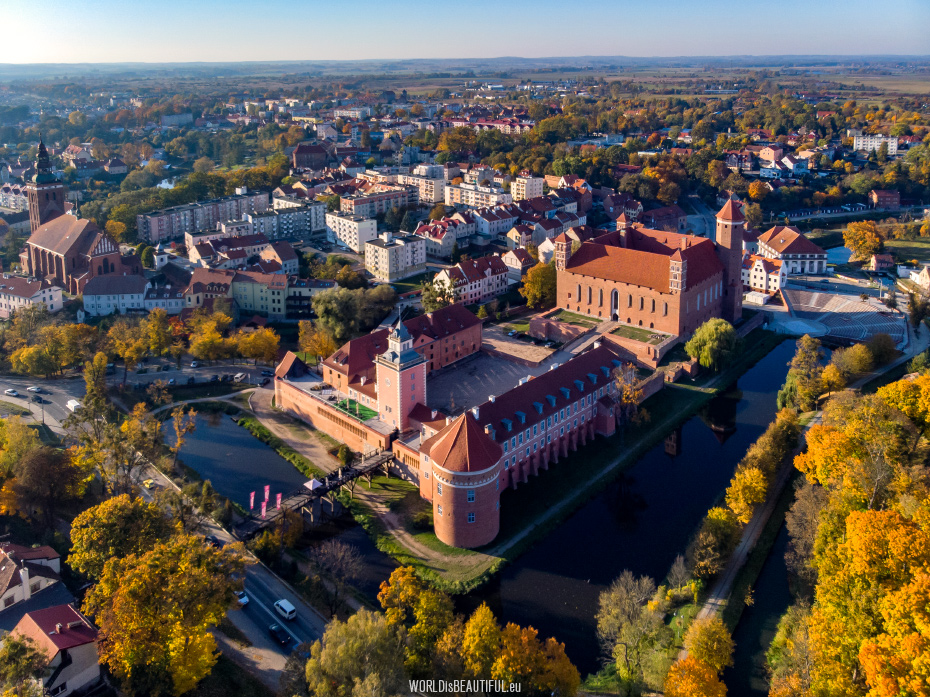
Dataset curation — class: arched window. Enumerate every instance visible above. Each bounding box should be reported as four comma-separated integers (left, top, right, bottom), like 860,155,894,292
627,294,632,307
663,302,668,316
639,297,644,311
587,286,592,304
651,299,656,313
576,284,581,300
599,289,603,307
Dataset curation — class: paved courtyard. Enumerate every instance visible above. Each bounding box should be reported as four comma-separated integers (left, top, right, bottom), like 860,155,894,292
481,325,556,364
426,350,572,414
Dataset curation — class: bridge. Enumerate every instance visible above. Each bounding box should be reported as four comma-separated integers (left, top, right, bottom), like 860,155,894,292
233,450,395,540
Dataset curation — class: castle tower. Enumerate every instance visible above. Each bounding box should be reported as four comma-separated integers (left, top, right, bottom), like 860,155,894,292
374,320,427,432
715,200,745,324
553,233,571,272
423,412,503,548
27,139,68,234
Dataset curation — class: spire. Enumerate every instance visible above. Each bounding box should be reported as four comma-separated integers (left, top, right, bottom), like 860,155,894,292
33,136,57,185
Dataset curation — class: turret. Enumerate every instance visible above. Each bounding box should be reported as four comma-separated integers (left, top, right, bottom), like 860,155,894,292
714,200,745,323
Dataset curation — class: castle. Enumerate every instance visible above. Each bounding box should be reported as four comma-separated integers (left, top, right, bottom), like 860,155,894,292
554,201,745,336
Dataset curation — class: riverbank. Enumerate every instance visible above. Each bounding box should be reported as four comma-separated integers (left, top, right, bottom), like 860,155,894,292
334,330,787,594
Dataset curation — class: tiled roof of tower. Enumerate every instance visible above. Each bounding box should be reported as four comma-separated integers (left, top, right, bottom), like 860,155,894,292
716,199,745,223
420,412,503,473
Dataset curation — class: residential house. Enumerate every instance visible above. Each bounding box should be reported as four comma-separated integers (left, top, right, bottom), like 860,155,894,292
0,544,61,614
365,232,427,282
325,212,378,252
502,248,536,283
0,276,62,320
260,241,300,275
433,255,510,305
756,226,827,274
869,189,901,209
82,275,150,316
742,255,787,294
870,254,895,272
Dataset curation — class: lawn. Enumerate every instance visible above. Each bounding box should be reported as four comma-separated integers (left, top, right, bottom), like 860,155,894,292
294,351,319,366
335,399,379,421
553,309,601,328
611,324,667,345
501,320,530,334
884,239,930,264
389,272,432,294
0,400,31,417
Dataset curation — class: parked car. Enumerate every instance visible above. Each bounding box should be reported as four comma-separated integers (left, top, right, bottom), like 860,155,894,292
142,479,155,490
210,375,219,382
260,377,271,387
269,623,290,646
205,535,224,549
3,389,19,397
274,599,297,621
190,361,200,368
26,386,42,393
222,374,233,382
187,377,196,385
261,370,274,377
167,378,176,386
233,372,247,382
234,591,249,607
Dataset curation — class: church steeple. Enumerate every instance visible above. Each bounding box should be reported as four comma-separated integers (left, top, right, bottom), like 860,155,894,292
27,136,68,233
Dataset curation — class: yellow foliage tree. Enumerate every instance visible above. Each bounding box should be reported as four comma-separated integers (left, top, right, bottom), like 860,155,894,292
664,656,726,697
683,616,734,673
844,221,884,262
726,466,769,525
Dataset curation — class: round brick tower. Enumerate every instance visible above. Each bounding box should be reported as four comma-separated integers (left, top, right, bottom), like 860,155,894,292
715,199,745,324
422,412,502,548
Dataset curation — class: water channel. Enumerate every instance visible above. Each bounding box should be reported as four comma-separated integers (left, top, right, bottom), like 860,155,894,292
174,340,796,682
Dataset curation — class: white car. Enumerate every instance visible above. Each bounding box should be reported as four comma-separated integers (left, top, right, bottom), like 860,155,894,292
4,389,19,397
234,591,249,607
26,386,42,393
190,361,199,368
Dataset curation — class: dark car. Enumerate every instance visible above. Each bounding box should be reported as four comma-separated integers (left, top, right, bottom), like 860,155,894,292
30,395,43,404
222,374,233,382
205,535,225,549
187,377,196,385
210,375,219,382
269,623,290,646
260,377,271,387
261,370,274,377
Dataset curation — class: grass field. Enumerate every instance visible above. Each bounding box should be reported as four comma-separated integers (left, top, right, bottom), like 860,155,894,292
335,399,379,421
612,325,667,345
501,319,530,334
389,272,431,294
0,400,30,417
884,239,930,263
554,309,601,328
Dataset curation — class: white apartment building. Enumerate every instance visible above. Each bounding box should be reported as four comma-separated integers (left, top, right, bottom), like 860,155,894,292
396,173,446,203
0,276,62,320
136,188,269,243
333,106,371,119
325,211,378,252
83,275,150,316
412,163,445,179
246,205,319,239
365,232,427,282
444,182,513,208
272,196,327,231
512,176,544,202
473,207,518,237
853,134,898,155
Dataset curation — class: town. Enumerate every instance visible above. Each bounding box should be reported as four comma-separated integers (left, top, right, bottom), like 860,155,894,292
0,13,928,697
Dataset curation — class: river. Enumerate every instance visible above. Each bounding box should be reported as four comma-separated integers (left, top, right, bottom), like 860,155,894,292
174,340,795,680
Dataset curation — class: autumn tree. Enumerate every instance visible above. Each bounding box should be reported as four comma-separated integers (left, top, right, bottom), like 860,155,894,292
143,308,173,357
304,609,406,697
685,318,739,372
14,446,88,526
664,657,726,697
309,540,363,616
0,635,48,693
519,261,557,309
298,321,337,360
725,465,768,524
236,327,280,364
421,278,458,312
844,220,884,261
820,363,846,396
462,603,501,679
783,335,825,411
683,616,734,673
688,507,741,579
84,535,245,697
492,624,579,697
108,320,148,384
69,494,172,579
168,406,197,474
0,418,40,475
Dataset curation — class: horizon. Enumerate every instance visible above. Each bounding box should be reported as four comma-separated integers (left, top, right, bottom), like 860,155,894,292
5,0,930,64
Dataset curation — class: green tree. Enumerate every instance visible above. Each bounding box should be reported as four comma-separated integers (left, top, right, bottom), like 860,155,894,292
684,318,739,372
421,278,458,313
683,615,734,673
0,634,48,691
304,609,406,697
140,246,156,268
519,262,557,309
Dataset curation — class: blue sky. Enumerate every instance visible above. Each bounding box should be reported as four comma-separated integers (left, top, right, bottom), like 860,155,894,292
5,0,930,63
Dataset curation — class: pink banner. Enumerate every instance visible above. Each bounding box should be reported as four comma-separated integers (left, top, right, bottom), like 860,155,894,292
276,492,282,509
249,491,255,510
261,501,267,519
264,485,270,501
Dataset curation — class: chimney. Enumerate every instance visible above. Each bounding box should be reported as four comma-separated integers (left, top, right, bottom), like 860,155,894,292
680,237,688,250
55,623,64,634
19,567,30,600
445,416,452,425
594,340,602,349
471,406,479,419
431,409,438,419
489,395,496,403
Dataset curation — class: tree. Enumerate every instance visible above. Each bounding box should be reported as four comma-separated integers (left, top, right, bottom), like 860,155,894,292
0,635,47,690
83,535,245,697
865,332,896,365
788,335,825,411
688,508,740,579
743,203,763,230
421,278,458,313
69,494,172,580
105,220,128,242
237,327,280,364
298,321,337,359
725,465,768,524
192,157,214,173
519,262,557,309
613,362,644,425
462,603,500,679
844,220,884,261
492,624,579,697
450,242,461,264
685,319,739,372
309,540,363,616
476,304,488,319
821,364,846,396
14,446,88,526
304,609,407,697
168,406,197,474
108,320,148,384
140,246,156,268
0,417,40,475
748,180,769,202
683,616,734,673
669,554,690,591
664,657,726,697
144,308,174,357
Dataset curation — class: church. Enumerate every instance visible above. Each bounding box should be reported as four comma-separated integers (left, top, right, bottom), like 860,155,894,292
19,141,141,294
554,201,745,337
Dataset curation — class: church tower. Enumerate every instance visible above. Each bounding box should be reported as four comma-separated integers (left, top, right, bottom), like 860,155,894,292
374,320,427,432
27,139,68,233
715,200,745,324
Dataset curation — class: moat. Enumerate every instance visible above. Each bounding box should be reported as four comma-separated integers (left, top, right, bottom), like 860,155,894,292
175,340,795,681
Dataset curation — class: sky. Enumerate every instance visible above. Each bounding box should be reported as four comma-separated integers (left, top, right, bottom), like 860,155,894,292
4,0,930,64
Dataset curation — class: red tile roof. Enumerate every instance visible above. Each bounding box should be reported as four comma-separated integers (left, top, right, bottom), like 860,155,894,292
716,199,745,223
13,604,97,655
420,412,503,473
757,226,825,256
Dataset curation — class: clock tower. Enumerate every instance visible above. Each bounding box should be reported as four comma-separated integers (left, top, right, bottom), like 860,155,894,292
27,139,68,233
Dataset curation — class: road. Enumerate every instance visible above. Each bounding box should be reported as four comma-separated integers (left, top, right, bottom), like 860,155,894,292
687,194,716,240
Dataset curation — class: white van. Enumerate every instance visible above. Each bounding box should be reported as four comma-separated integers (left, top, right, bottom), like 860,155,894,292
233,372,247,383
274,599,296,621
66,399,82,412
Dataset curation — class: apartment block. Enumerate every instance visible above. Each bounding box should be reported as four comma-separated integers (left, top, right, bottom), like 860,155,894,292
136,189,269,243
339,186,418,218
853,134,898,155
512,176,544,202
444,182,513,209
365,232,427,282
325,211,378,252
396,173,446,203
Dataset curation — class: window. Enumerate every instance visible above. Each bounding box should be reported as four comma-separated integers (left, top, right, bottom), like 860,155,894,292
50,685,67,697
437,483,442,496
437,505,443,516
3,597,12,608
468,512,475,523
467,489,475,502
